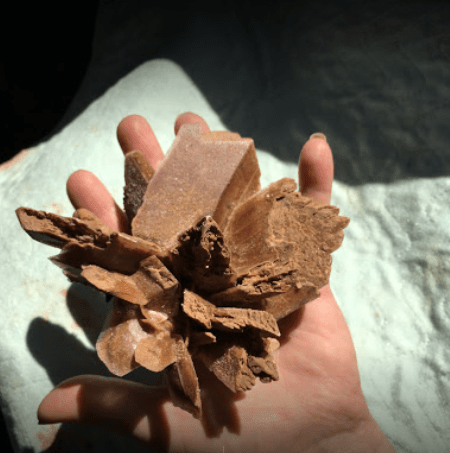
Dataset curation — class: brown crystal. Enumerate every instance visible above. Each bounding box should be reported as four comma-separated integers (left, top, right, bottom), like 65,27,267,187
131,123,261,253
198,341,256,393
124,150,155,222
210,261,305,305
170,216,236,294
16,207,111,248
134,329,177,373
16,123,350,420
96,298,148,376
182,290,280,336
224,178,349,319
247,355,279,383
166,336,202,418
73,208,113,235
81,255,180,317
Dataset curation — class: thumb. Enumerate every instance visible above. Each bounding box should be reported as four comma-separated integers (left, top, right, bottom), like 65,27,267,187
38,375,171,451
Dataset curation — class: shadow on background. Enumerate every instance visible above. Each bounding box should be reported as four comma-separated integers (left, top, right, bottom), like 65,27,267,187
25,283,163,452
25,282,245,449
3,1,450,450
161,0,450,184
4,0,450,186
26,283,163,387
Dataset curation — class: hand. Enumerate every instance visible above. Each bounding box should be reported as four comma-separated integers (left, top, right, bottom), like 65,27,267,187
38,113,396,453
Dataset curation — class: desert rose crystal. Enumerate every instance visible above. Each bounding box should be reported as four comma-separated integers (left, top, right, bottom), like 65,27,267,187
16,123,349,418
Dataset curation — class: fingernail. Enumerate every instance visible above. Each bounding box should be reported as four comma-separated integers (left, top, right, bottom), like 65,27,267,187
309,132,327,142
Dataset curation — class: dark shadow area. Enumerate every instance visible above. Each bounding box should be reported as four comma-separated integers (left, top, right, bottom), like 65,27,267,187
278,305,306,348
64,282,110,347
0,409,14,453
160,0,450,185
40,422,153,453
72,377,171,452
1,1,99,164
24,282,163,452
4,0,450,186
27,282,163,387
195,359,244,437
0,1,179,165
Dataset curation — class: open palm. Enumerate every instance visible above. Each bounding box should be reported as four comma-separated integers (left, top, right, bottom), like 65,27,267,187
38,113,394,453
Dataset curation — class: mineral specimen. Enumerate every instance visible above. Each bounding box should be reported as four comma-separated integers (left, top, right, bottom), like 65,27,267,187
16,123,349,418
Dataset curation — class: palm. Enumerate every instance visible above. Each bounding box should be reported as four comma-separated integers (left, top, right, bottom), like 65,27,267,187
168,286,366,453
38,113,372,453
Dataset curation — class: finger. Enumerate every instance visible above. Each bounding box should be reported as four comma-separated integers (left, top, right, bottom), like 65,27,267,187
174,112,210,135
37,375,171,451
37,375,226,453
67,170,129,232
117,114,164,169
298,134,334,205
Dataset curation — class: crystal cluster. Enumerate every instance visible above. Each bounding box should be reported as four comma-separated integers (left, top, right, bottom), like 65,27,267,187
16,124,349,418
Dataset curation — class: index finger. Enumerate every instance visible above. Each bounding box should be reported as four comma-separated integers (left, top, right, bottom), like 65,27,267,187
117,115,164,169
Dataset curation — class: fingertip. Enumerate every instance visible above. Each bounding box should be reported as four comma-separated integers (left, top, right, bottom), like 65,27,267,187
174,112,210,135
38,380,82,425
299,136,334,205
117,114,145,135
117,114,163,169
66,169,91,208
66,169,128,232
301,136,332,164
116,114,148,152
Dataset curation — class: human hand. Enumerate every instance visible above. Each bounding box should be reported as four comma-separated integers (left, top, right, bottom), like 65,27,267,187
38,113,395,453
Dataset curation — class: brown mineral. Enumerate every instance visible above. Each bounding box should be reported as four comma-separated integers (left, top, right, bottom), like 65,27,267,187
73,208,114,235
131,123,261,253
247,355,279,383
16,121,349,420
182,290,280,336
134,326,177,373
222,178,350,319
16,207,161,274
123,150,155,222
166,335,202,418
81,255,180,316
197,341,256,393
96,298,148,376
170,216,236,294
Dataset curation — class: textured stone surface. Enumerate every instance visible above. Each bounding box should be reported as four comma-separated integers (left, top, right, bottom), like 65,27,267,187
96,298,147,376
124,150,155,222
182,290,280,336
224,178,349,319
81,255,180,315
198,342,256,393
171,216,235,294
131,123,261,252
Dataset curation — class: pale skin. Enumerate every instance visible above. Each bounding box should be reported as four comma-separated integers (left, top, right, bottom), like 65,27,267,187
38,113,396,453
